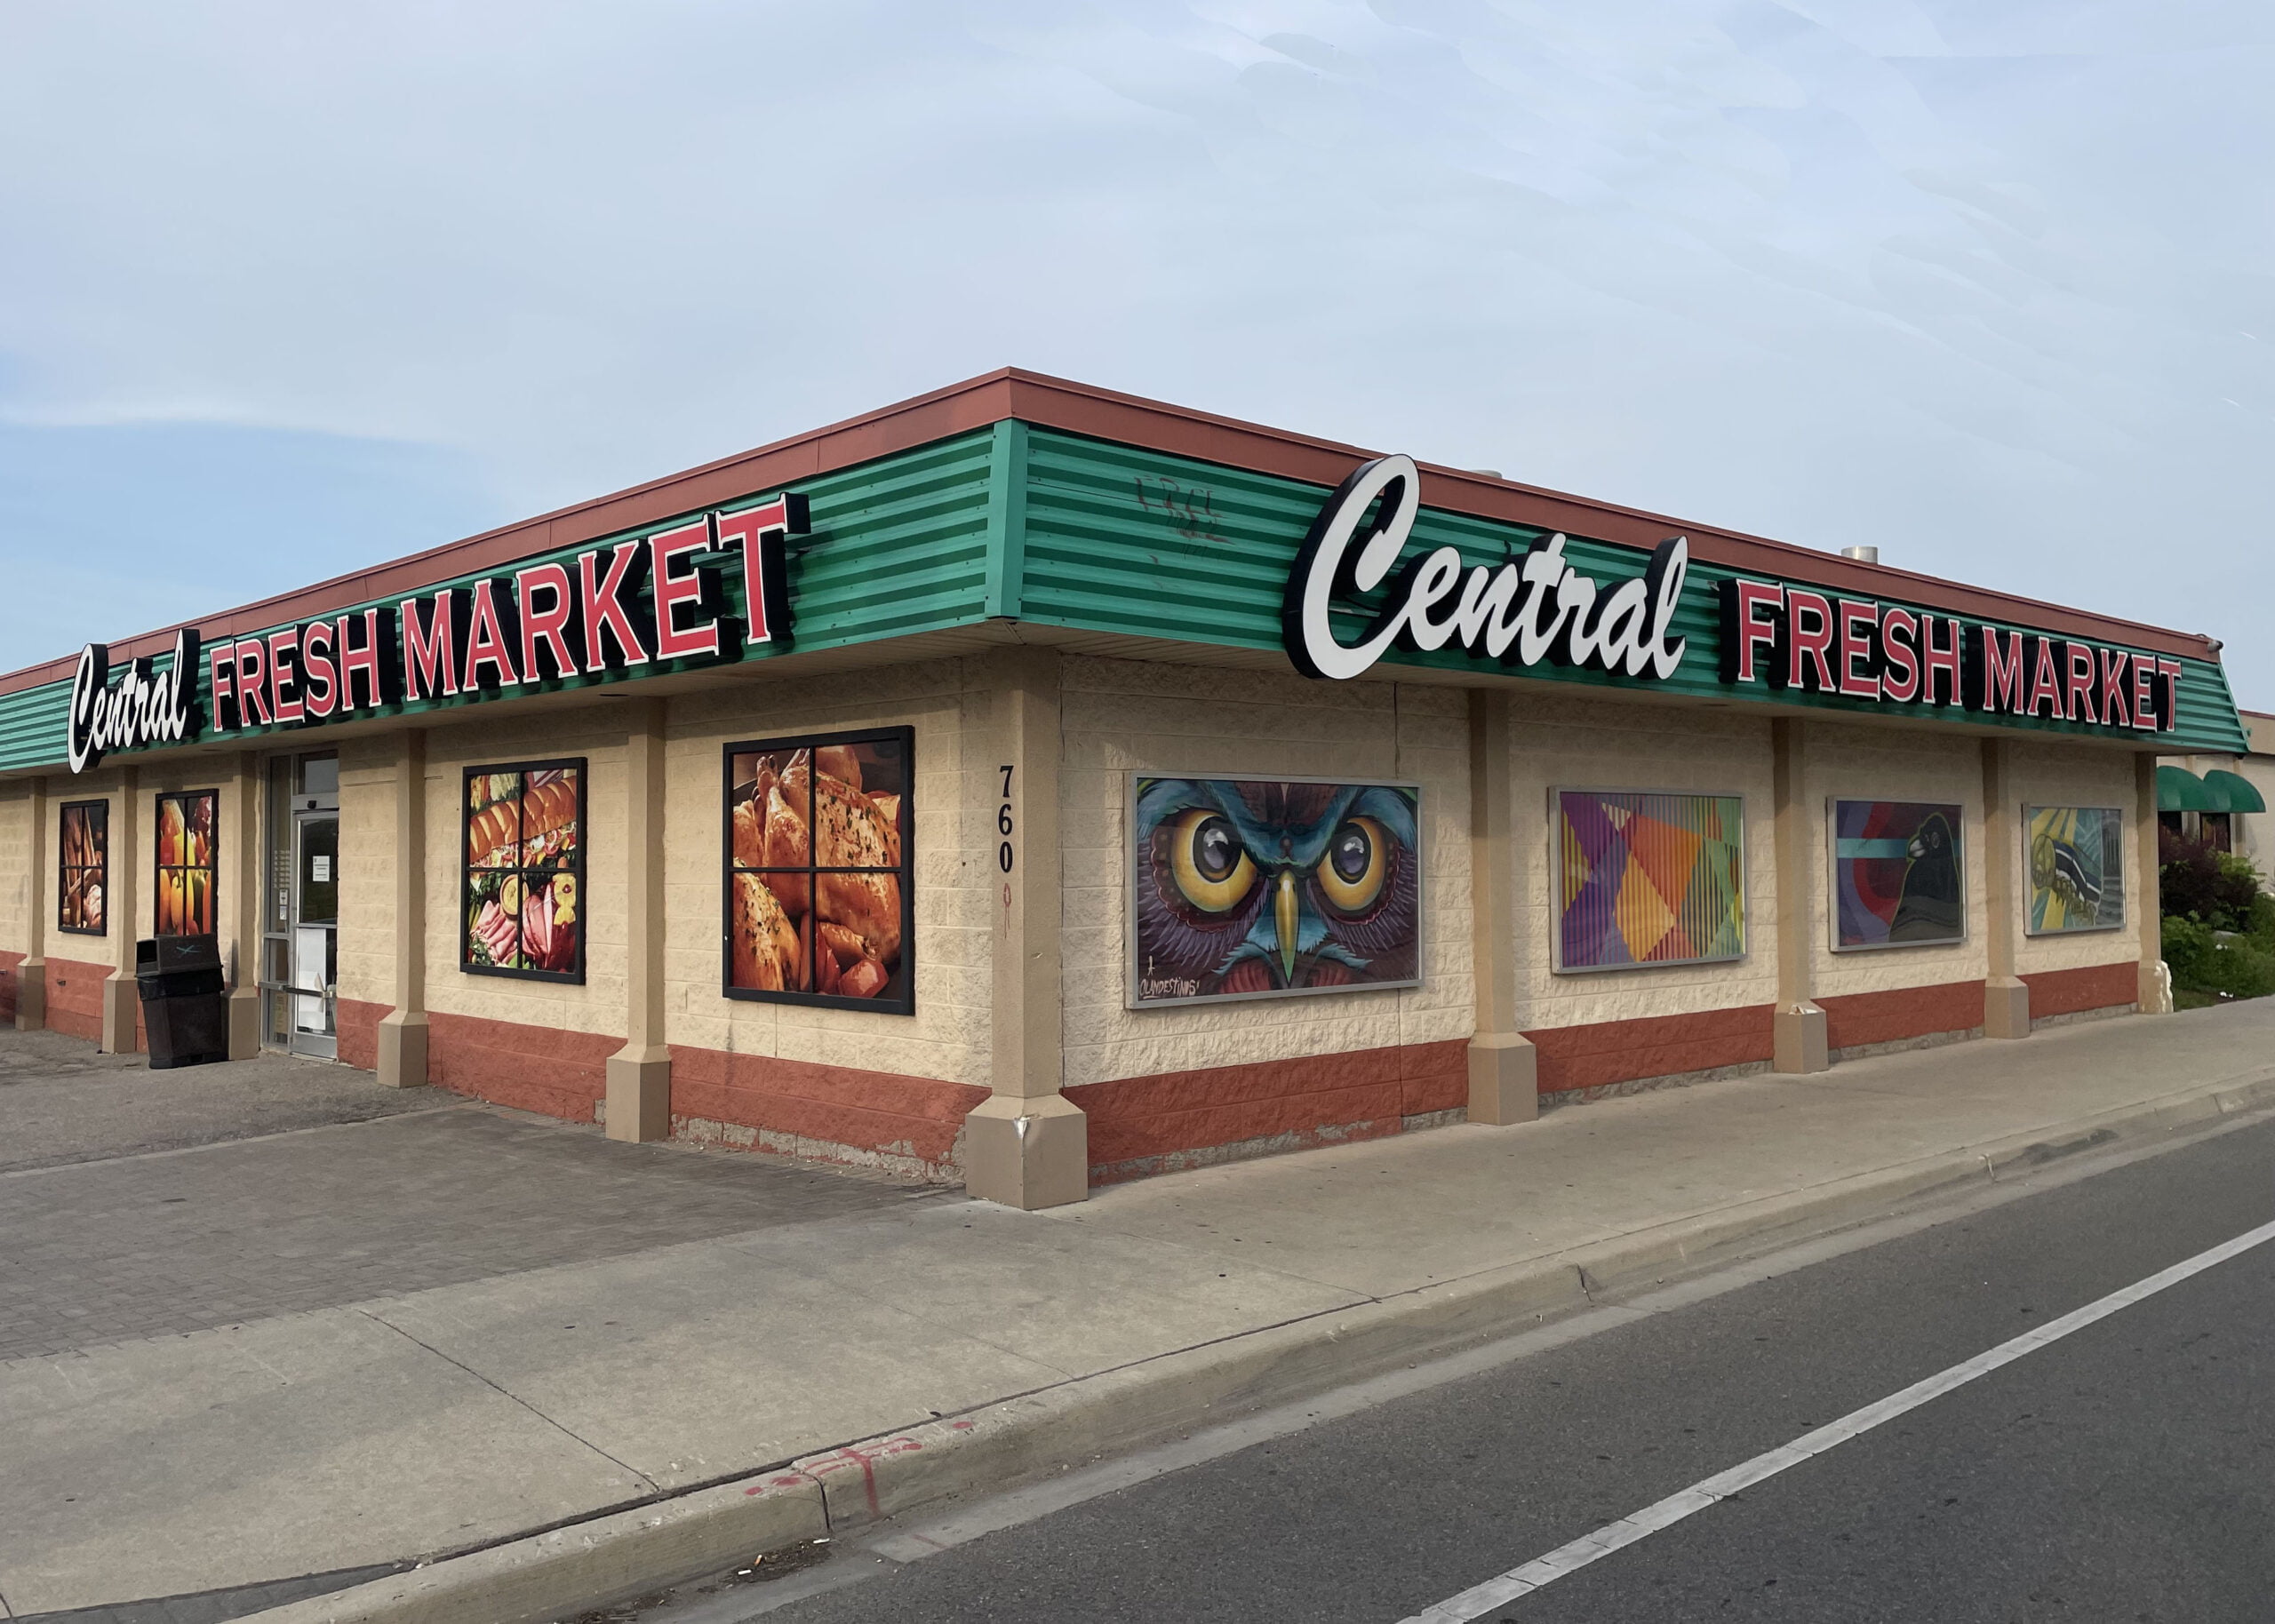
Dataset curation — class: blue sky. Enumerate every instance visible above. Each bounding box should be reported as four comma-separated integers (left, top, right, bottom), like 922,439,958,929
3,1,2268,698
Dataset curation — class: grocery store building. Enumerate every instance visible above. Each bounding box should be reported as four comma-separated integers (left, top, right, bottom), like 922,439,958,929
0,371,2246,1207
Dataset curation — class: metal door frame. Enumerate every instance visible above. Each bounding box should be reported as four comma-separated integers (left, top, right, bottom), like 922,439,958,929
286,808,339,1058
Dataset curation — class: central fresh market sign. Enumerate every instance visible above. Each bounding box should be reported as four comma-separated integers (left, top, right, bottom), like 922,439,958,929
1283,454,2191,736
65,492,808,773
52,433,2221,777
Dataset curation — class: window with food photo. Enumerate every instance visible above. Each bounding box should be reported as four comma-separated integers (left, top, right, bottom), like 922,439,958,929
155,790,218,936
724,728,912,1011
463,761,584,981
59,800,108,935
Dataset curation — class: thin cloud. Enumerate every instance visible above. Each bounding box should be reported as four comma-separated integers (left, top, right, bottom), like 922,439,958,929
0,0,2266,694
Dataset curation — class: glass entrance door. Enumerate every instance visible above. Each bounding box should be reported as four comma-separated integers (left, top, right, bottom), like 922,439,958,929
261,752,339,1058
291,811,339,1057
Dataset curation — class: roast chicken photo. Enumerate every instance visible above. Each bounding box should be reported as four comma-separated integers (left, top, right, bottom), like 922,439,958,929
729,739,906,1000
464,768,581,975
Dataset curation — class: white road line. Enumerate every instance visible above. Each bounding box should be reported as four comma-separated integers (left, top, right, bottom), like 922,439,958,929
1399,1213,2275,1623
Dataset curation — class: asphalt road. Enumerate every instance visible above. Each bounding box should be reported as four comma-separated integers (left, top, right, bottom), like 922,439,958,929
721,1111,2275,1624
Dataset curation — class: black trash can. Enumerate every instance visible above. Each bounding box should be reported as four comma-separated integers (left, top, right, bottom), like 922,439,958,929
136,935,229,1069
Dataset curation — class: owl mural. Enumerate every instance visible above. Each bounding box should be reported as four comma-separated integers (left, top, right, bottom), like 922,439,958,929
1130,776,1422,1006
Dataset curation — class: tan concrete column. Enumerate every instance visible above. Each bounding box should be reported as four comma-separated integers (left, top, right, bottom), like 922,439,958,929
963,647,1087,1209
100,768,140,1053
1771,719,1829,1072
606,701,672,1140
1979,738,2031,1039
17,776,47,1031
377,731,431,1086
223,752,262,1057
2135,752,2170,1013
1465,689,1537,1124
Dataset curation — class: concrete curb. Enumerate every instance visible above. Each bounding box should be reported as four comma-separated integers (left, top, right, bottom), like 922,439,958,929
245,1067,2275,1624
243,1473,826,1624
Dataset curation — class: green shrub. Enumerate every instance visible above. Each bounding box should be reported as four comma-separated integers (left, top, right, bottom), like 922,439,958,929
2159,829,2267,933
2163,914,2275,1000
2248,892,2275,952
2164,915,2213,982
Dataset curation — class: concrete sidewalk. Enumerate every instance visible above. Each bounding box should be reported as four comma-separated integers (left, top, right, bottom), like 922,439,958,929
7,1002,2275,1621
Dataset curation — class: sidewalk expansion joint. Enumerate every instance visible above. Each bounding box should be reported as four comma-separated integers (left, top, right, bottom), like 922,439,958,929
351,1307,665,1496
0,1103,477,1182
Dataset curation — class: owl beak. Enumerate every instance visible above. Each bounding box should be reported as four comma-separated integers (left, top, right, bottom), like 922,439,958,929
1273,870,1299,984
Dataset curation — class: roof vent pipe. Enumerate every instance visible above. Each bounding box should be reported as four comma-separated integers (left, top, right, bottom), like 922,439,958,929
1841,545,1880,564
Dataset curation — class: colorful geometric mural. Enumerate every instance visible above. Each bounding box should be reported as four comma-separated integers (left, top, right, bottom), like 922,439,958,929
2026,806,2126,934
1555,791,1745,971
1832,800,1966,950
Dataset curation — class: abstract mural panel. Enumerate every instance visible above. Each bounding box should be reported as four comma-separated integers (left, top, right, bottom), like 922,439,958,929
1832,800,1966,950
1554,791,1745,972
1130,776,1421,1006
2025,806,2126,934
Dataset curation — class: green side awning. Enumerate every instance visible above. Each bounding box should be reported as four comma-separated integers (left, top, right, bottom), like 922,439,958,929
2159,766,2219,812
2204,769,2268,814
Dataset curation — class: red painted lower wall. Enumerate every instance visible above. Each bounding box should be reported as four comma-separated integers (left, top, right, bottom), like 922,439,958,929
670,1046,987,1172
1070,1039,1469,1182
2023,962,2139,1020
426,1009,616,1122
337,997,384,1071
0,949,20,1024
1527,1007,1773,1096
1819,980,1984,1053
44,957,113,1043
315,962,2145,1190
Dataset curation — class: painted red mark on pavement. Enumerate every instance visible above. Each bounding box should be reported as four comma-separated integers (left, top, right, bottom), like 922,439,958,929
803,1437,926,1518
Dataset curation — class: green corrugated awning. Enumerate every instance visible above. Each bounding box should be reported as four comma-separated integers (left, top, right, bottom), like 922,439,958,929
2204,769,2267,814
2159,766,2219,811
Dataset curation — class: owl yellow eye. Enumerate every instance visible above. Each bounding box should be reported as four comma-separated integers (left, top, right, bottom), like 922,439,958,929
1315,816,1389,913
1169,809,1256,912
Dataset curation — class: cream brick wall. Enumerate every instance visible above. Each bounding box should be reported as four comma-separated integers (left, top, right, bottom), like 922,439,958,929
0,780,33,960
1805,720,1988,997
2010,742,2146,976
1059,657,1473,1088
123,759,255,988
666,657,994,1086
419,705,632,1039
1506,696,1779,1030
335,735,402,1008
37,770,124,963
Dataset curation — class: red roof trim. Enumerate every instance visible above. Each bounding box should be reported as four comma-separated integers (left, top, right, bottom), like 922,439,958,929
0,367,2219,695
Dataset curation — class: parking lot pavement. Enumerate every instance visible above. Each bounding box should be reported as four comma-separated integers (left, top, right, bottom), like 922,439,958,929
0,1031,939,1363
0,1028,440,1173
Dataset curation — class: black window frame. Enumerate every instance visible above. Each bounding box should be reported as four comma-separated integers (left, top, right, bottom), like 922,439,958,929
57,798,108,936
460,757,588,985
722,724,915,1015
153,788,220,938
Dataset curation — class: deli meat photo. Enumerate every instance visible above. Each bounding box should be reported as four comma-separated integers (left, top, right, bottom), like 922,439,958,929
728,735,908,1004
464,765,582,977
